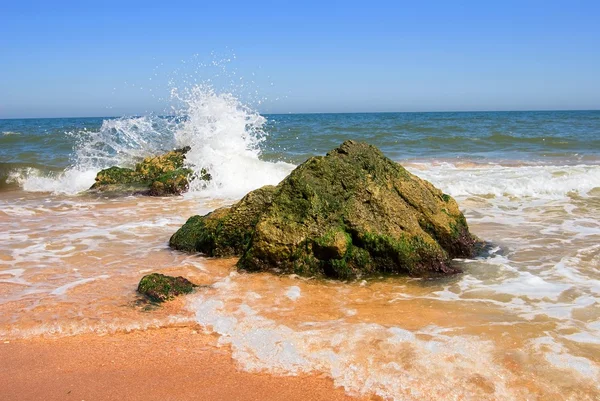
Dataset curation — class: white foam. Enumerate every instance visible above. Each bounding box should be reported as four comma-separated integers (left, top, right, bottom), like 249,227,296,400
172,85,294,198
564,331,600,345
562,218,600,239
285,286,301,301
0,268,25,276
0,202,37,217
387,327,416,342
189,279,517,400
0,268,28,285
409,163,600,200
17,167,99,194
16,86,294,197
0,314,193,340
50,275,110,296
113,218,174,232
553,257,600,295
485,271,571,300
531,336,600,380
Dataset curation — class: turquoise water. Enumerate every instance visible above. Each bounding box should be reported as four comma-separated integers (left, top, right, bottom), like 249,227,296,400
2,110,599,193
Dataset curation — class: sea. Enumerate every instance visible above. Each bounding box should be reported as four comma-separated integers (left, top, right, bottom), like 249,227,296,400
1,88,600,400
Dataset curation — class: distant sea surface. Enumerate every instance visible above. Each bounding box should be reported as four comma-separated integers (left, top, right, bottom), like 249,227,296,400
1,104,600,400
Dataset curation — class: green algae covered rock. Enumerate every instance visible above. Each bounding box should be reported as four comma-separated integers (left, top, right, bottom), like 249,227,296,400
170,185,277,255
90,146,210,196
170,140,477,279
137,273,196,303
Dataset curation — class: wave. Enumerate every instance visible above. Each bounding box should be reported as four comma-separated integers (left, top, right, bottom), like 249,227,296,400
0,133,27,148
7,97,599,201
0,162,64,192
410,163,600,199
190,276,517,400
385,132,599,150
171,85,294,198
15,86,294,197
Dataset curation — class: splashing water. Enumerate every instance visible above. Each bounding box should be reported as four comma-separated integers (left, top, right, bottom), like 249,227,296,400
16,86,294,197
12,115,174,194
172,85,294,198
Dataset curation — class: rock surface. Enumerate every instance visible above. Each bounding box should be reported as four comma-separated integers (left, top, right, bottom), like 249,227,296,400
89,146,210,196
137,273,196,303
169,185,277,256
170,141,477,278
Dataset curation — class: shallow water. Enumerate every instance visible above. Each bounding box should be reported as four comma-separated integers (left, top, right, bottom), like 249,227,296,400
1,97,599,400
1,162,599,400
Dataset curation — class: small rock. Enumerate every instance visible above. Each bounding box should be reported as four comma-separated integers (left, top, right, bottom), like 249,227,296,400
89,147,210,196
137,273,196,303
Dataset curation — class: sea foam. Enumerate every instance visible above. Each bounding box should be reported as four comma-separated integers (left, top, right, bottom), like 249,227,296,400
172,85,294,198
17,85,293,197
410,163,600,200
190,277,517,401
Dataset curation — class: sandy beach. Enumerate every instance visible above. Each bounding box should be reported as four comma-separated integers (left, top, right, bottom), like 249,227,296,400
2,1,599,399
2,179,600,400
0,326,370,401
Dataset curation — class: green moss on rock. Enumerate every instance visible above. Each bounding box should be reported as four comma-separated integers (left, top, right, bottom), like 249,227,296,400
93,166,143,185
137,273,196,303
170,140,478,279
169,185,277,256
90,146,208,196
147,168,194,196
313,227,350,260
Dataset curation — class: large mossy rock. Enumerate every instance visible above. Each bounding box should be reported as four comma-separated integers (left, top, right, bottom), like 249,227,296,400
137,273,196,303
170,141,477,279
90,146,210,196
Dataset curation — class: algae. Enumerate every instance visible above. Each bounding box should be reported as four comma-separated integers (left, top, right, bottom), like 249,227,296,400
90,146,209,196
137,273,196,303
170,140,478,279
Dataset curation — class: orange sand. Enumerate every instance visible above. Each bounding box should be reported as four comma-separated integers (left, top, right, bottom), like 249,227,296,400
0,327,372,401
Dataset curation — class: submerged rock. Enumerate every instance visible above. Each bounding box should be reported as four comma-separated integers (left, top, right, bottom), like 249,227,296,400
137,273,196,303
170,140,477,279
90,146,211,196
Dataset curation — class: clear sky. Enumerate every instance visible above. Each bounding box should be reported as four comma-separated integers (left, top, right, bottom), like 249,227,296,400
1,0,599,118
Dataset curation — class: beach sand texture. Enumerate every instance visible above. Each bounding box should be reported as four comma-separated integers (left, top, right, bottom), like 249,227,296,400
0,327,368,401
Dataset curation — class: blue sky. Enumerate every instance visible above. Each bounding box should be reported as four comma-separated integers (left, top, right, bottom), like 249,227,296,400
1,0,599,118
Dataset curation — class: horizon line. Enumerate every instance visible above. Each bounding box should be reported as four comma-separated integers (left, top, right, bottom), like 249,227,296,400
1,108,599,120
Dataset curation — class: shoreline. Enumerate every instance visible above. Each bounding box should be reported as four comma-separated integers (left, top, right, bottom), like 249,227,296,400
0,326,371,401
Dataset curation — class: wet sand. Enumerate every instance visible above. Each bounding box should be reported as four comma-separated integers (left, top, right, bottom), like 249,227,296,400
0,326,370,401
2,186,600,400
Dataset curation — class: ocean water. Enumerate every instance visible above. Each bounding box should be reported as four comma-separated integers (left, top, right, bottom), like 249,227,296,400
1,88,600,400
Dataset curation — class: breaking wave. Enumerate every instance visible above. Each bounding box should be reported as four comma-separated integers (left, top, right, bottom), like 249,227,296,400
14,85,294,197
408,163,600,200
